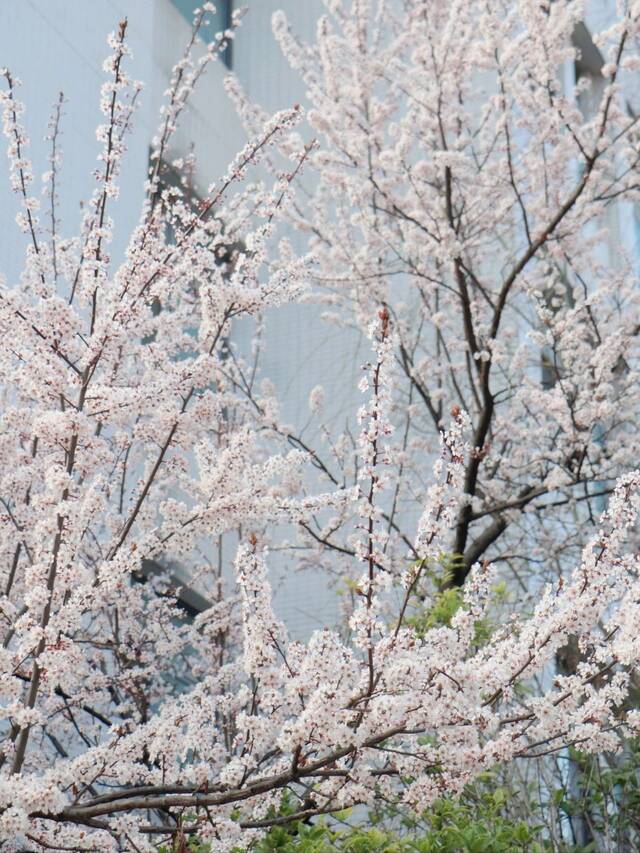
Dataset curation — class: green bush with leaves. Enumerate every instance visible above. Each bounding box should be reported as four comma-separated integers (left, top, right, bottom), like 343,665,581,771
158,749,640,853
159,785,550,853
247,791,549,852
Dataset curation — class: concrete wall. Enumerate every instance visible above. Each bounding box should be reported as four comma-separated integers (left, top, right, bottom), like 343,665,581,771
0,1,244,284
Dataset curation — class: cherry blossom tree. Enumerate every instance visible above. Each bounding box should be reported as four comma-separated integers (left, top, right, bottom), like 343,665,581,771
229,0,640,589
0,2,638,851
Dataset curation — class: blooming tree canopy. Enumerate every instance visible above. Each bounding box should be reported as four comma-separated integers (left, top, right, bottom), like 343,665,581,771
230,0,640,587
0,2,638,851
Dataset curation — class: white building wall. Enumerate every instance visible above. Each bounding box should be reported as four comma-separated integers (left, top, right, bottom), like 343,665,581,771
0,1,151,285
0,1,245,285
230,2,367,637
234,2,369,434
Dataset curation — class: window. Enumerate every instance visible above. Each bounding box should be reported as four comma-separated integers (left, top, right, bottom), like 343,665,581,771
140,559,210,620
137,560,213,697
170,0,232,68
145,155,243,356
572,22,604,82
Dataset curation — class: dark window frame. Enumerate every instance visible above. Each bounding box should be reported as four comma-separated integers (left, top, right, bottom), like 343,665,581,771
170,0,233,69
